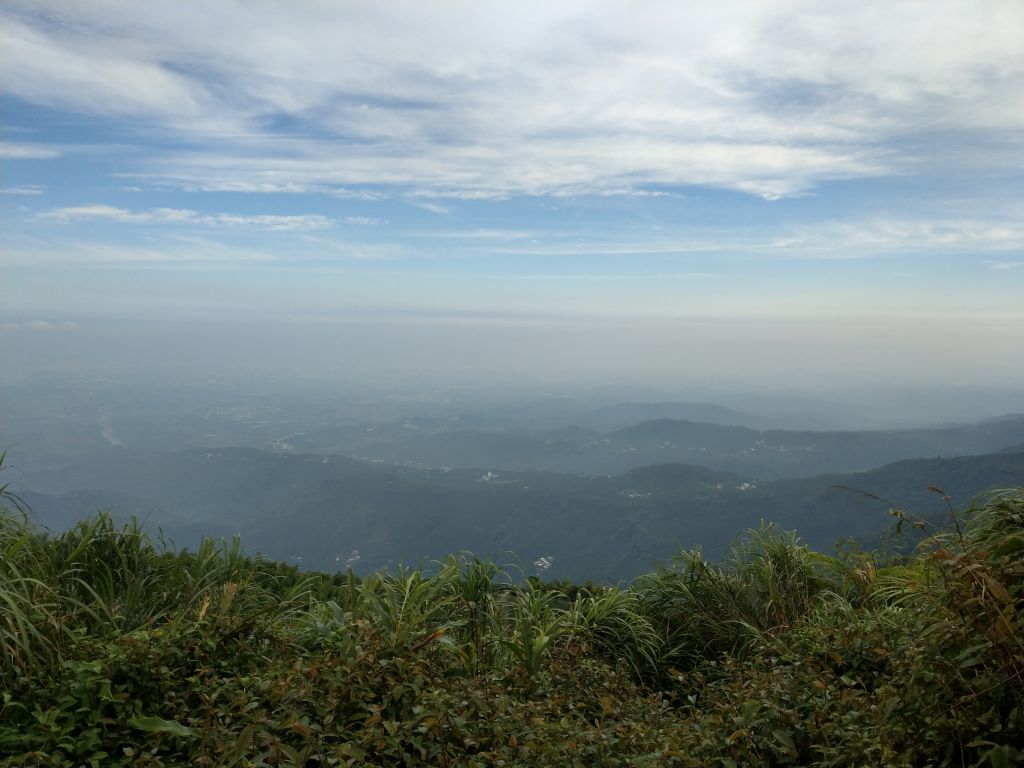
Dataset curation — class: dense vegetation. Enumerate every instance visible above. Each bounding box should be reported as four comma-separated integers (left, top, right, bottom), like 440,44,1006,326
2,471,1023,765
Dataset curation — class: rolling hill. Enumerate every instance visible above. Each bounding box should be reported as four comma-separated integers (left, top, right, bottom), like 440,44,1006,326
287,415,1024,480
21,445,1024,582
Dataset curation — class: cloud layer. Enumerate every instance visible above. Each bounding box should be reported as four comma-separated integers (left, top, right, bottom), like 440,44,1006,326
2,0,1021,375
4,1,1022,199
35,205,335,231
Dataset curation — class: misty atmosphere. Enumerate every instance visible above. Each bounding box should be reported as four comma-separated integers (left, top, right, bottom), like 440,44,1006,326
1,1,1023,765
3,369,1024,580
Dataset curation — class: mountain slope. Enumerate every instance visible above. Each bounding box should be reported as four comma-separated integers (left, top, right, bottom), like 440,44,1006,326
21,445,1024,582
290,415,1024,480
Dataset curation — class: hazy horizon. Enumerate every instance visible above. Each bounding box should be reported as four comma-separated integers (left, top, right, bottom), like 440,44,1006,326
3,1,1023,403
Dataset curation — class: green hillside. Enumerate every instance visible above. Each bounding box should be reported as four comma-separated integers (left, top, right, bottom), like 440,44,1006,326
22,447,1024,581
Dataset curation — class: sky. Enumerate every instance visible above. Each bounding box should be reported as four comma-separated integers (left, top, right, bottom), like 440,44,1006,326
1,1,1023,391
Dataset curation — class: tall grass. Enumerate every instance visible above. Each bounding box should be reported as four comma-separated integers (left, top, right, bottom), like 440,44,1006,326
0,507,317,684
568,585,661,677
1,511,70,679
629,523,837,677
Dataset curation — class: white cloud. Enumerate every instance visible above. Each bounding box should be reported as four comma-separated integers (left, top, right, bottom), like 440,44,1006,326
777,220,1024,255
35,204,334,231
329,188,389,201
0,14,223,129
407,200,452,217
36,204,179,224
344,217,383,226
0,142,62,160
982,260,1024,270
0,320,80,331
0,185,45,195
408,189,511,201
0,230,412,267
477,218,1024,258
423,229,532,242
211,213,334,231
179,180,321,195
3,1,1021,198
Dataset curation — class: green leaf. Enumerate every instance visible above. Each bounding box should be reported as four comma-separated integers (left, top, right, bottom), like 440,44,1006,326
129,715,195,738
772,728,796,755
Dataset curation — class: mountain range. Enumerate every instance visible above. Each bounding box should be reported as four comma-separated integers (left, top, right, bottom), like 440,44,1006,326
283,414,1024,480
22,443,1024,582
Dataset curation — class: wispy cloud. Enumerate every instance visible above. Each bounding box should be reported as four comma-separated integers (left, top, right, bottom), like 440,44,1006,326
1,240,279,267
407,189,511,201
0,141,62,160
982,259,1024,271
1,229,414,266
1,185,45,195
474,218,1024,259
420,229,532,242
0,14,225,130
0,319,78,331
3,1,1021,199
329,188,389,201
35,204,335,231
406,200,452,217
775,219,1024,255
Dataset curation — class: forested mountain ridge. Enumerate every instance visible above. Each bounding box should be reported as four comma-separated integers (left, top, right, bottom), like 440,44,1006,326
283,414,1024,479
21,445,1024,582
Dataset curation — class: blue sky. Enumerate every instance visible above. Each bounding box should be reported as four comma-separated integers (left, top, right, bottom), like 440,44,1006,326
2,1,1022,388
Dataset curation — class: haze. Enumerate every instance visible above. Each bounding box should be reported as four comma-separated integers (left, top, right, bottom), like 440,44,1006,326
3,0,1023,414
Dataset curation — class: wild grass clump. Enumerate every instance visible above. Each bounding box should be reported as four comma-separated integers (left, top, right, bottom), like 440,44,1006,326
1,473,1022,766
630,524,836,677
